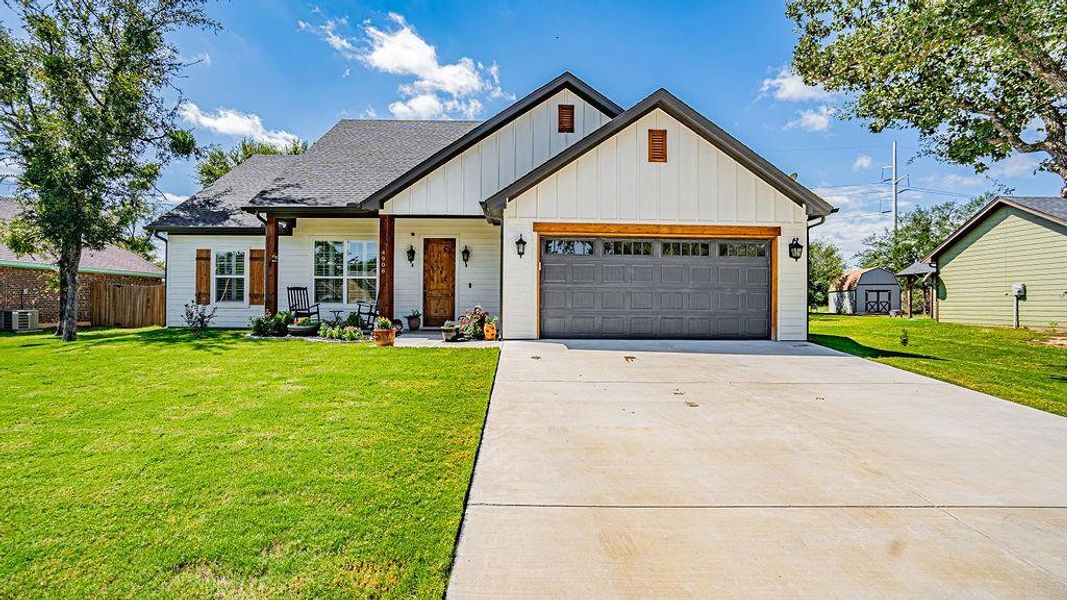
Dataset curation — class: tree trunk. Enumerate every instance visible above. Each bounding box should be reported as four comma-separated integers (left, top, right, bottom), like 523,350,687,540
57,245,81,341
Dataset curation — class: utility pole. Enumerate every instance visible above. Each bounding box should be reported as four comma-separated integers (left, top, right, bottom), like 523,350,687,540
891,140,898,235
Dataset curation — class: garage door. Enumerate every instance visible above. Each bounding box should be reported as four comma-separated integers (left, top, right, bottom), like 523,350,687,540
540,237,771,339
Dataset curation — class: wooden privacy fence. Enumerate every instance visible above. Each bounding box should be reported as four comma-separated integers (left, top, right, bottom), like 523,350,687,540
90,283,165,328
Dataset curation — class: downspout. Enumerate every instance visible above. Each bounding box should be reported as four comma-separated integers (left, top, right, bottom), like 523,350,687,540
806,214,829,339
498,221,504,340
153,231,168,327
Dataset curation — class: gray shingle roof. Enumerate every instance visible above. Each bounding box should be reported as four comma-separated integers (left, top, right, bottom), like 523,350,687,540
148,154,295,230
1008,196,1067,224
0,198,162,276
248,119,481,208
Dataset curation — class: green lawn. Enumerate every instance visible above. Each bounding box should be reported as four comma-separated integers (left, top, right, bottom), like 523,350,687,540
809,314,1067,417
0,328,499,599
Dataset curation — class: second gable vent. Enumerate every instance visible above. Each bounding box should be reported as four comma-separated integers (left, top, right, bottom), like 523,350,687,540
648,129,667,162
558,104,575,133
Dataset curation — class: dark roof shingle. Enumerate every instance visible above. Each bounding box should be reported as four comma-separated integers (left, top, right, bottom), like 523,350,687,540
148,154,295,230
249,120,481,208
0,198,162,276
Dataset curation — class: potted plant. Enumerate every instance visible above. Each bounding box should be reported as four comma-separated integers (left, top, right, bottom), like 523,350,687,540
484,316,499,341
287,316,320,337
405,309,422,332
373,316,396,347
440,320,459,342
458,305,489,340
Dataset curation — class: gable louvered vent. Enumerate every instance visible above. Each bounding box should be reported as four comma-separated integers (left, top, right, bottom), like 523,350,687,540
648,129,667,162
558,104,575,133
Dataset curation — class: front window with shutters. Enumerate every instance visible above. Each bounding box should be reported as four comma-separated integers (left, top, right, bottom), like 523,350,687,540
214,251,246,302
314,240,379,304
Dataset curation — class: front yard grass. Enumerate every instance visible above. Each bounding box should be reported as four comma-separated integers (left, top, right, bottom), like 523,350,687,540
809,314,1067,417
0,328,499,598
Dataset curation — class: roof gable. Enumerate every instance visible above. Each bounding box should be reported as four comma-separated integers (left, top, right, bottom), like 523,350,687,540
928,196,1067,261
359,72,623,210
483,89,836,219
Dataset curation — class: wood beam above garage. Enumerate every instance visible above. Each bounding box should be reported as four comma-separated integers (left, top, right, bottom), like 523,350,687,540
532,222,782,239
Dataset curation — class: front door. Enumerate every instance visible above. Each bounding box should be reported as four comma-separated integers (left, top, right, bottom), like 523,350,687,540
423,238,456,327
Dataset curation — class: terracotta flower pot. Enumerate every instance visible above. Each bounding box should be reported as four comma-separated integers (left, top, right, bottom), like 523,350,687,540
372,328,395,347
484,322,497,341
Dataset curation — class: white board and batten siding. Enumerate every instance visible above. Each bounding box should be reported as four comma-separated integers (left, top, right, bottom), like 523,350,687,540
500,108,811,341
383,89,611,217
167,219,382,327
392,218,501,321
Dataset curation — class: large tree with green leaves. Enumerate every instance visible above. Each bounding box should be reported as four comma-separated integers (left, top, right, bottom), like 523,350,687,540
0,0,214,340
787,0,1067,192
196,137,306,187
808,239,845,308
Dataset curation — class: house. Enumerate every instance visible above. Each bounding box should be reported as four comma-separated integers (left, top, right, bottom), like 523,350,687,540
148,73,835,340
828,267,901,315
0,198,164,325
927,195,1067,328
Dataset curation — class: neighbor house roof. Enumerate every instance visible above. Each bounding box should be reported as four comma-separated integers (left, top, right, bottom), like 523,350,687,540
246,119,482,211
829,268,875,292
927,195,1067,261
147,154,295,232
482,88,837,220
357,72,624,210
0,198,163,277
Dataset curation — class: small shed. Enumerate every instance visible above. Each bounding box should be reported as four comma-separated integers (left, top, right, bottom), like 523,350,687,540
828,267,901,315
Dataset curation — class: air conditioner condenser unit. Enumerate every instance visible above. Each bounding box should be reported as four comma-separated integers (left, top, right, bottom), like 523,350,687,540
1,309,40,332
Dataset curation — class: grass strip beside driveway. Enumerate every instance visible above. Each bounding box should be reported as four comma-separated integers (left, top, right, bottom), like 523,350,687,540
809,314,1067,417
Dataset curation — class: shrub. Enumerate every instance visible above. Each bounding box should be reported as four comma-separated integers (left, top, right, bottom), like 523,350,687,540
250,315,272,337
183,302,216,337
342,326,363,341
272,311,293,336
344,312,364,329
900,329,909,347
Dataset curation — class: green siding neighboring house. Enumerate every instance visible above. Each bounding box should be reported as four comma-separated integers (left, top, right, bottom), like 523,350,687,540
932,197,1067,329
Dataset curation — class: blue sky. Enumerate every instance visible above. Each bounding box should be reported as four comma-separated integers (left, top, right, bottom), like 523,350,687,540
11,1,1065,263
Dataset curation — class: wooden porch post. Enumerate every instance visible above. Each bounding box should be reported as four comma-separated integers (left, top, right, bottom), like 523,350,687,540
379,214,395,319
905,278,912,318
265,216,279,315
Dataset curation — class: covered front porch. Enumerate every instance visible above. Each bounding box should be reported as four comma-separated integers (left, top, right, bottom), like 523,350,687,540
260,213,502,326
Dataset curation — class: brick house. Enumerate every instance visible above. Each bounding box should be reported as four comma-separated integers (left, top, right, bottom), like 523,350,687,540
1,198,163,325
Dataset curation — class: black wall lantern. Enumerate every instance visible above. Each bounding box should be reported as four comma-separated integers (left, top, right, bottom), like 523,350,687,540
515,234,527,257
788,237,804,261
406,245,416,266
461,245,471,267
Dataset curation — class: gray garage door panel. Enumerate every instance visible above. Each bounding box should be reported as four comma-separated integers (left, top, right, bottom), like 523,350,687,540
540,238,771,339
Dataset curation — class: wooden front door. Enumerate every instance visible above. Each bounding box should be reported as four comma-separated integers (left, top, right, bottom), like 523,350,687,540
423,238,456,327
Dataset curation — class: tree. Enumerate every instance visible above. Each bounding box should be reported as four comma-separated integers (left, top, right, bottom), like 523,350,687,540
855,194,990,273
196,138,306,187
0,0,213,340
808,239,845,308
787,0,1067,193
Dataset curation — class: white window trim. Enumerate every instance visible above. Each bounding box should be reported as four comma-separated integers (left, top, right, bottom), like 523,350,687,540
212,249,249,306
311,238,380,306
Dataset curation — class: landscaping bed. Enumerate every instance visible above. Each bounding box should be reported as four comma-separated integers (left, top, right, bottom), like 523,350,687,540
0,327,499,598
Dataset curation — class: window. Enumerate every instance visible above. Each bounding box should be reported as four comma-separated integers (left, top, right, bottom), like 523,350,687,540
648,129,667,162
558,104,575,133
314,240,379,304
719,241,767,258
603,240,653,256
543,239,594,255
663,242,711,257
214,251,246,302
346,240,378,303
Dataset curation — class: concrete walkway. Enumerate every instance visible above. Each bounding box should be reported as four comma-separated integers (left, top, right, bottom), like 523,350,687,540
448,339,1067,598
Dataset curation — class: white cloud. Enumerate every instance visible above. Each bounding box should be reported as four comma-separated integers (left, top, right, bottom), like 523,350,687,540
359,105,379,119
300,12,509,120
159,192,188,207
179,103,298,148
852,154,872,171
760,67,832,102
342,68,351,78
922,173,984,187
989,154,1039,178
785,106,833,132
811,184,931,263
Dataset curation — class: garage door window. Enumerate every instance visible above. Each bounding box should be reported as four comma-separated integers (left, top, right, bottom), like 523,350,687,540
544,239,594,255
719,242,767,257
602,240,653,256
662,241,711,257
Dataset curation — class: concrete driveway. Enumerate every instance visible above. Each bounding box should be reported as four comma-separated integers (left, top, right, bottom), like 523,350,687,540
448,339,1067,598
